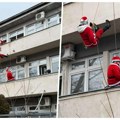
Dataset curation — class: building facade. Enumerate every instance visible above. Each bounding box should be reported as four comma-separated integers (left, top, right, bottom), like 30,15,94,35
0,2,61,118
59,2,120,118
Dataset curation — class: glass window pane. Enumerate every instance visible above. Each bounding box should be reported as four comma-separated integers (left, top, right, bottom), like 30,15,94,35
36,22,44,31
17,65,24,69
0,68,5,73
89,69,104,91
89,57,102,66
26,24,35,35
72,61,85,70
17,28,24,35
71,73,84,93
11,66,17,71
12,71,16,79
48,14,59,27
29,67,38,77
1,35,7,41
18,70,25,79
40,59,46,65
29,61,39,66
52,62,59,73
51,56,59,73
0,74,6,83
10,31,16,38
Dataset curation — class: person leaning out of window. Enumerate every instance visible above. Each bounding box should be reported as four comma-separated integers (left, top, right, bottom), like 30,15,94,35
107,56,120,87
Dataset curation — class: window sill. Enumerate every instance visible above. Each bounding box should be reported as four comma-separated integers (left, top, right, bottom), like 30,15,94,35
59,86,120,99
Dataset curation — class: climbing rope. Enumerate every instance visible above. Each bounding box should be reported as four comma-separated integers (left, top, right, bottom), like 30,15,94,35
92,2,114,117
93,2,99,23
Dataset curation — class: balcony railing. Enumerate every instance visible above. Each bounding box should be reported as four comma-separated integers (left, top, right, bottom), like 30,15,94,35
0,73,58,98
0,24,60,55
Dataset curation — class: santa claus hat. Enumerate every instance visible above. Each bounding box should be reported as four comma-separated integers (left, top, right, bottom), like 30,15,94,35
80,16,88,24
112,56,120,62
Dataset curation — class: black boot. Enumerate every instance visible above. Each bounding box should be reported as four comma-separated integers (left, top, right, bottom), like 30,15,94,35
90,22,99,32
4,54,8,58
103,20,111,32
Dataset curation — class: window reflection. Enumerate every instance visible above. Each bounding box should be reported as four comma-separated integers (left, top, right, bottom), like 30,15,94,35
89,70,104,91
71,73,84,93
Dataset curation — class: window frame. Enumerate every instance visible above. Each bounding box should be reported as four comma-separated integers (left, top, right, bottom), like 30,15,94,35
9,28,24,42
69,54,104,94
50,55,59,73
47,14,60,28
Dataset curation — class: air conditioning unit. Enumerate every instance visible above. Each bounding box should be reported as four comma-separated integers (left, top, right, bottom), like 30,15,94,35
62,43,75,61
36,11,45,21
16,56,26,64
40,97,51,106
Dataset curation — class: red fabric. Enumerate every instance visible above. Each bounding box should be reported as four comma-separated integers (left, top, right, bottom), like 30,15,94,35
79,27,104,47
112,56,120,62
107,63,120,85
6,69,14,81
0,40,6,45
0,54,7,58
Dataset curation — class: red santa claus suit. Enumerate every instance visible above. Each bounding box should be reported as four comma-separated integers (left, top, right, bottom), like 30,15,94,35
77,16,104,47
107,56,120,86
6,67,15,81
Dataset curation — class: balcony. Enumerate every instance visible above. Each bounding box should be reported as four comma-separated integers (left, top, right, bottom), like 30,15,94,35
59,87,120,118
0,24,60,57
0,73,58,98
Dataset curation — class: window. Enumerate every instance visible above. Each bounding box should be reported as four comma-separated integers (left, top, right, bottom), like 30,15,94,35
39,59,47,75
71,73,84,93
47,14,60,27
51,56,59,73
70,55,104,93
9,28,24,41
11,65,25,80
26,24,35,35
17,65,25,79
0,35,7,43
72,61,85,70
89,57,102,66
29,61,39,77
89,69,104,91
36,21,44,31
0,69,6,83
11,66,17,79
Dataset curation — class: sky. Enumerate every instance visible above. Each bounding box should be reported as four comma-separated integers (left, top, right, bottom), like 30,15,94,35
0,2,39,21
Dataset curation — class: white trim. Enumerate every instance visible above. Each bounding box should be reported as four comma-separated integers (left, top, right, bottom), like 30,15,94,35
108,80,120,87
77,25,90,33
112,59,120,62
69,54,103,93
110,63,120,67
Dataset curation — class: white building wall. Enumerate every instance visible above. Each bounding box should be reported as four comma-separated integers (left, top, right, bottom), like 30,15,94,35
59,88,120,118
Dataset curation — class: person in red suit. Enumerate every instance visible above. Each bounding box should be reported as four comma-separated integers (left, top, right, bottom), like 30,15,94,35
6,67,15,81
0,54,8,58
107,56,120,87
77,16,111,48
0,40,6,45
